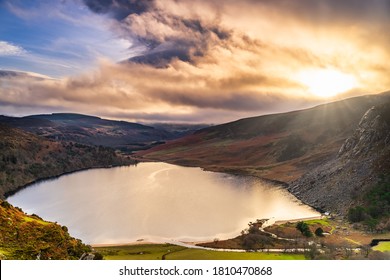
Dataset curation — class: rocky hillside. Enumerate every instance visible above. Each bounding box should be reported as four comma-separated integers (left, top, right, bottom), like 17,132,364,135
0,124,134,199
137,92,390,182
288,103,390,216
0,200,91,260
137,92,390,217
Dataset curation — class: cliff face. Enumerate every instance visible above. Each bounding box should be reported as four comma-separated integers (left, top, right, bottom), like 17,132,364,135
288,104,390,215
338,106,390,158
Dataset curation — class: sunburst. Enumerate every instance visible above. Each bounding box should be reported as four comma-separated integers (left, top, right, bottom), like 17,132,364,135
297,69,357,98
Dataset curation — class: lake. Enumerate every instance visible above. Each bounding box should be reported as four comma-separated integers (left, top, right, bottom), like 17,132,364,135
7,162,318,244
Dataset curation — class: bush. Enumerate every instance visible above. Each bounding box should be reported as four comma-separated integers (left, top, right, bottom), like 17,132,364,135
242,234,271,250
296,221,313,237
315,227,324,237
348,206,366,223
93,252,104,260
1,200,12,209
364,218,378,232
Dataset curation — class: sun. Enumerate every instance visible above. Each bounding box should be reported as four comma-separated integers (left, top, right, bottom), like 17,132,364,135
297,69,357,98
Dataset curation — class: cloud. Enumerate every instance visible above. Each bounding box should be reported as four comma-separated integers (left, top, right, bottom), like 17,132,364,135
81,0,390,64
82,0,155,20
0,59,338,124
0,41,26,56
1,0,390,123
82,0,232,67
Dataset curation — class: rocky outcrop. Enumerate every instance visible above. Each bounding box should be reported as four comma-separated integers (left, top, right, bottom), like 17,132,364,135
338,106,390,158
288,105,390,216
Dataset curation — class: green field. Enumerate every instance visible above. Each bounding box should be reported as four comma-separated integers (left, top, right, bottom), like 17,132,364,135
304,219,330,226
165,248,305,260
93,244,305,260
372,242,390,252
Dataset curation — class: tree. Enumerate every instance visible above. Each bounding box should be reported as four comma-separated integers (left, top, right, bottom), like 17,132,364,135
365,218,378,232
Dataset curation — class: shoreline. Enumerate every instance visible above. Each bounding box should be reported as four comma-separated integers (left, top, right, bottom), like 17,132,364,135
90,215,324,249
4,162,137,199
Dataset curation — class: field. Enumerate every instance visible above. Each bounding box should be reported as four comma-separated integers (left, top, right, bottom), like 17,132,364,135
372,242,390,252
93,244,305,260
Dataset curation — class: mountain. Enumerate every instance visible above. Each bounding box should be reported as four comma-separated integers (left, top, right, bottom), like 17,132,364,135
0,113,201,152
288,103,390,216
137,92,390,217
137,92,390,182
0,124,134,199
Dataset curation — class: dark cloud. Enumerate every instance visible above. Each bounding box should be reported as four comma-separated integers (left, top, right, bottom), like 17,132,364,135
0,70,21,77
82,0,154,20
128,48,190,67
150,89,288,111
124,14,232,66
83,0,232,67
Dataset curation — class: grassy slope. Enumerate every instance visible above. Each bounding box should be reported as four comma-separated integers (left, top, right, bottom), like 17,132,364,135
0,124,134,198
0,200,90,260
137,92,390,182
165,249,305,260
0,124,135,259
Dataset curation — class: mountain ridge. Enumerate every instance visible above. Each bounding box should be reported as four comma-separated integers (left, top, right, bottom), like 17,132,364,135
137,92,390,181
137,91,390,217
0,113,206,152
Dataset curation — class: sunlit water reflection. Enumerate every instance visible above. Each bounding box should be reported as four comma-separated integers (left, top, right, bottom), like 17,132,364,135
8,162,318,244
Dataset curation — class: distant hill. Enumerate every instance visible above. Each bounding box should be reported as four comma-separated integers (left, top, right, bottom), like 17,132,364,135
0,124,134,199
137,91,390,182
0,113,205,152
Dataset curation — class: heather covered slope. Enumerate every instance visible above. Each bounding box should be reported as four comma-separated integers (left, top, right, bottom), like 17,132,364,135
0,113,173,152
0,124,134,199
0,200,91,260
137,92,390,182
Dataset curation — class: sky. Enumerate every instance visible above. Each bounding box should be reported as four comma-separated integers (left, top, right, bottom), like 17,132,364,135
0,0,389,124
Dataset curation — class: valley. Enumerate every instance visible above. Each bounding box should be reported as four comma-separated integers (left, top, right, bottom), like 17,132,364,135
0,92,389,260
0,113,207,153
137,92,390,216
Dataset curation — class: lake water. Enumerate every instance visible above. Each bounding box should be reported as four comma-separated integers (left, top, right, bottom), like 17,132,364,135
7,162,318,244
